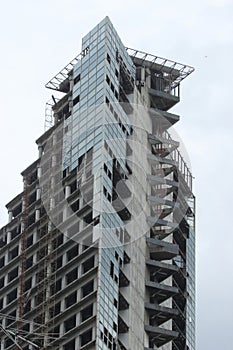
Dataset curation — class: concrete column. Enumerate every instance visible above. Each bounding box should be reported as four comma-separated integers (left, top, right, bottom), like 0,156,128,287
77,265,81,279
75,337,80,349
60,297,65,312
37,167,42,179
36,188,41,200
69,75,74,91
8,210,13,223
50,198,55,211
52,154,56,167
51,176,55,189
53,132,57,146
54,113,59,124
141,66,145,82
6,230,11,244
65,185,71,198
76,311,81,326
68,96,73,112
38,145,43,158
35,209,40,222
60,321,65,336
61,275,66,290
146,67,151,88
77,285,81,301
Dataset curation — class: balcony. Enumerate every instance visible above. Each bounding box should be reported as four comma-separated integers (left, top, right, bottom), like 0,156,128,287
119,270,130,288
118,314,129,333
146,280,178,304
148,86,180,111
146,259,178,283
145,324,178,347
147,174,178,188
147,237,179,261
146,303,179,326
149,108,180,131
119,292,129,310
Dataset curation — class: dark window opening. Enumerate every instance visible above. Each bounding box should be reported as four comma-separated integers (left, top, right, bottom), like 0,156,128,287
52,255,63,272
52,233,64,249
63,339,75,350
106,75,110,85
73,95,80,107
81,304,93,322
6,311,16,326
29,192,37,205
0,277,4,289
66,268,78,285
36,269,46,283
26,235,33,248
67,244,79,261
11,225,21,239
65,291,77,308
82,256,95,274
29,171,37,185
8,267,18,282
9,246,19,260
26,256,33,269
64,314,76,332
25,278,32,291
80,328,92,347
0,256,4,268
71,199,80,213
50,301,61,318
115,252,119,261
37,246,48,261
83,211,93,225
12,204,22,218
74,74,81,85
107,53,111,64
28,213,35,226
52,325,60,339
7,288,17,304
50,279,62,295
110,261,114,278
82,280,94,298
24,300,31,313
70,180,77,193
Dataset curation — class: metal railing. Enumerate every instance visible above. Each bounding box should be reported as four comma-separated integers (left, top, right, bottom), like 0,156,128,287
163,130,193,191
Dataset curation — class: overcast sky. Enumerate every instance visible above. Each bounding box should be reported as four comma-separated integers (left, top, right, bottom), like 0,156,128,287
0,0,233,349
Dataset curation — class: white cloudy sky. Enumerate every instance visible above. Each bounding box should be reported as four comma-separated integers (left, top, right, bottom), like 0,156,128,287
0,0,233,349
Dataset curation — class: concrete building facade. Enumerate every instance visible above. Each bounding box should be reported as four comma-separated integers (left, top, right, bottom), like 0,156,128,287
0,17,195,350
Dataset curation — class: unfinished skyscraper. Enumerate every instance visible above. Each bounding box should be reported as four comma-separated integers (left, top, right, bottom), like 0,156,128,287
0,17,195,350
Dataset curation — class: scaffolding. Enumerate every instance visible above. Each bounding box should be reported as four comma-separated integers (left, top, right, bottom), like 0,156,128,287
17,176,29,348
35,132,59,349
